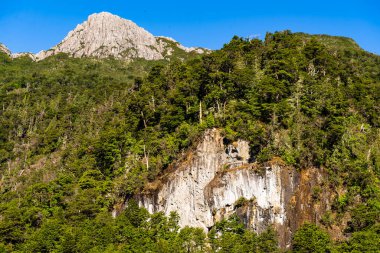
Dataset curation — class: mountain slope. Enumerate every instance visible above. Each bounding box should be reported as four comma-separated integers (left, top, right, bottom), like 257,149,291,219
0,31,379,252
35,12,206,60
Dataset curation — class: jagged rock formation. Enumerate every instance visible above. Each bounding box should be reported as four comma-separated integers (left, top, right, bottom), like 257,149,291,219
156,36,206,54
11,52,36,60
0,43,11,55
0,43,36,59
36,12,206,60
134,129,335,248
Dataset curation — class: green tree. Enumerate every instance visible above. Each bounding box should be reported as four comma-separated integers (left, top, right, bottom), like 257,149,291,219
292,223,331,253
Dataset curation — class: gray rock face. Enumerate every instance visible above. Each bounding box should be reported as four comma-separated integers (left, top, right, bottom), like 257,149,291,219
36,12,206,60
135,129,332,248
137,129,291,230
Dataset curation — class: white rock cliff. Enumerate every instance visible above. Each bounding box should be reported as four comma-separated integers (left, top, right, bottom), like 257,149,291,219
36,12,206,60
135,129,331,248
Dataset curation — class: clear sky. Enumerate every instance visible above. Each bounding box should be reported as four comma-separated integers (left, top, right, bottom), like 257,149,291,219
1,0,379,55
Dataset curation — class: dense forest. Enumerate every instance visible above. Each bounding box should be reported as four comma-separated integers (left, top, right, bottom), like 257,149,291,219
0,31,379,252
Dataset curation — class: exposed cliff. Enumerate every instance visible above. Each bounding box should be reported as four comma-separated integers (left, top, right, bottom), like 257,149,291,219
36,12,206,61
135,129,336,248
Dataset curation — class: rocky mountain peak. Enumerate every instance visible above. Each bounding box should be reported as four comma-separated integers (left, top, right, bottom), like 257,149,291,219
88,11,119,20
36,12,206,60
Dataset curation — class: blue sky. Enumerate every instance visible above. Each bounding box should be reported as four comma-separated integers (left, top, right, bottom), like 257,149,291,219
1,0,379,54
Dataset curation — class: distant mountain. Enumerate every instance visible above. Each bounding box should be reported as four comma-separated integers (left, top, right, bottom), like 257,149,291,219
35,12,206,61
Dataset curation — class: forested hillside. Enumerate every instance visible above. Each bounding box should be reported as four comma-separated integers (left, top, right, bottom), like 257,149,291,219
0,31,379,252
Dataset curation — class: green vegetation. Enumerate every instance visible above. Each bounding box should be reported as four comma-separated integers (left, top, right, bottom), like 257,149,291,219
0,30,379,251
291,223,331,253
208,215,278,253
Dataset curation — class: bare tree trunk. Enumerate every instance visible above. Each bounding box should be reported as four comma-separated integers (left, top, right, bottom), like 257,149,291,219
141,111,147,128
223,101,227,119
151,96,155,111
216,100,221,116
199,101,203,124
143,144,149,170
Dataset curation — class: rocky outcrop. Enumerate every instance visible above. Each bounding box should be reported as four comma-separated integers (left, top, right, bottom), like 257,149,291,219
11,52,36,60
36,12,206,61
156,36,206,54
0,43,11,55
135,129,335,248
0,43,36,60
138,129,248,229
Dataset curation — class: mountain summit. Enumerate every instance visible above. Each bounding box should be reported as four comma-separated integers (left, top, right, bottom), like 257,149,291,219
36,12,205,60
